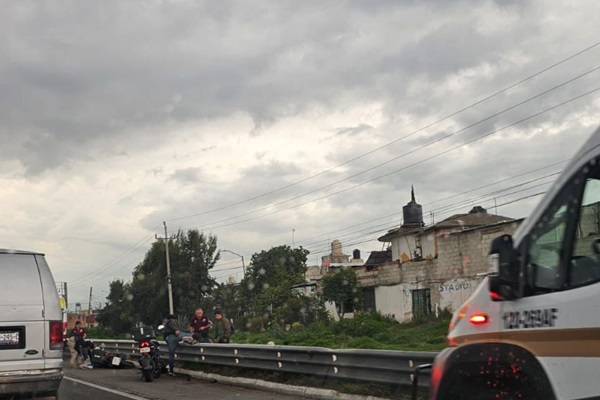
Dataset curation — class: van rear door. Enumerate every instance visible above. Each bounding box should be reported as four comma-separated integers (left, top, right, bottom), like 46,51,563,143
34,254,64,368
0,253,46,372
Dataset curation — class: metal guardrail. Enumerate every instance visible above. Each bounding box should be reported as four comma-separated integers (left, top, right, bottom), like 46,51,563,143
92,339,436,388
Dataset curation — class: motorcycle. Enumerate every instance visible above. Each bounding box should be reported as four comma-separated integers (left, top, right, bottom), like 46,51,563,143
91,346,128,368
132,326,165,382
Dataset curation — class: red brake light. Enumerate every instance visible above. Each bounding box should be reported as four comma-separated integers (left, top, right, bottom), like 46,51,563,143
49,321,63,350
469,313,489,325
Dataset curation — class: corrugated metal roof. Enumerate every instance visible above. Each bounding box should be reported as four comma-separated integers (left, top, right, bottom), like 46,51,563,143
363,250,392,267
430,212,514,229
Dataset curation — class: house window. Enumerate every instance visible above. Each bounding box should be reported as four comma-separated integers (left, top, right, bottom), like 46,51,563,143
411,289,431,318
362,287,376,311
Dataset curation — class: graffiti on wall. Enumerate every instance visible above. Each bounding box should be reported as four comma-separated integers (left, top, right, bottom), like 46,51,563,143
439,280,472,293
438,278,482,312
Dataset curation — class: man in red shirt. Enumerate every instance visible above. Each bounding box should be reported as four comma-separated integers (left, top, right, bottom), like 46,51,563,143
71,321,91,368
189,308,212,343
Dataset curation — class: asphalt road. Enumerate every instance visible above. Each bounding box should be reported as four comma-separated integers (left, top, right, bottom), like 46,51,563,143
60,366,309,400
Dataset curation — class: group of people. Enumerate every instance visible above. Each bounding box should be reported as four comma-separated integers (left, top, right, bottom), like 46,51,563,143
66,309,232,376
163,308,232,376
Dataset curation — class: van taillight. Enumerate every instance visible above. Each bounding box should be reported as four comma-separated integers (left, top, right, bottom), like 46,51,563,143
50,321,63,350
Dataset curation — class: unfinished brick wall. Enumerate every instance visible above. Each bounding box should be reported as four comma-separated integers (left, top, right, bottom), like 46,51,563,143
353,220,523,322
437,221,522,278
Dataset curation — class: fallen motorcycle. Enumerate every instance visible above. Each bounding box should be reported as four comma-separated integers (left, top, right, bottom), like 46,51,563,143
90,347,130,369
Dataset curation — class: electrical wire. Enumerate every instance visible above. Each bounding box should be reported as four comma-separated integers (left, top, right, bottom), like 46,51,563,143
165,41,600,224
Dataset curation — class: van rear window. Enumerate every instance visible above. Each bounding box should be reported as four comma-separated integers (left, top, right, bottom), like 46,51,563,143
0,326,25,349
0,254,43,304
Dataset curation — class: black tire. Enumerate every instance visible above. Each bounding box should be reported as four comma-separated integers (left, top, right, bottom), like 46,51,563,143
142,366,154,382
438,365,550,400
141,358,155,382
153,358,162,379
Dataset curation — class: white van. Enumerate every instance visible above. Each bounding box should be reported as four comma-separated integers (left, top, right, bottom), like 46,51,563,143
0,249,63,399
427,125,600,399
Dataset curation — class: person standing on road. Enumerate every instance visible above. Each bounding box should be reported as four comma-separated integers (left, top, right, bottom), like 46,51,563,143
71,321,92,368
189,308,212,343
163,314,191,376
213,310,231,343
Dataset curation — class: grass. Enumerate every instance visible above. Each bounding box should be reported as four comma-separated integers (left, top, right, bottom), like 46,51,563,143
232,311,451,352
89,311,451,352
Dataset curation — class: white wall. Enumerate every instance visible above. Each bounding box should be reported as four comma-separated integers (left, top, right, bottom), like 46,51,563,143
420,231,437,259
324,301,339,321
374,283,427,322
436,278,481,312
370,278,481,323
395,233,419,262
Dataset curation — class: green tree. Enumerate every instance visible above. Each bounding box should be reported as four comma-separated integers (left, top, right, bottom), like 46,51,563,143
276,294,328,326
321,268,362,318
171,229,219,315
96,279,134,334
129,229,219,325
239,245,309,323
212,282,241,321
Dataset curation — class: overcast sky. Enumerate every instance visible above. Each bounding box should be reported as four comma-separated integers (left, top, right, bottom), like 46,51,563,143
2,0,600,310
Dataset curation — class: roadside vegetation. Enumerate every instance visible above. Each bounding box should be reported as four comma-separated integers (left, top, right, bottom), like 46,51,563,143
94,232,451,353
233,310,450,352
89,310,451,352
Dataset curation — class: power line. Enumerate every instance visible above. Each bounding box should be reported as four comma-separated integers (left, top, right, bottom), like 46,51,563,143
68,224,160,287
303,179,556,256
166,41,600,224
303,190,548,258
182,85,600,234
74,128,568,286
209,167,563,275
80,43,600,289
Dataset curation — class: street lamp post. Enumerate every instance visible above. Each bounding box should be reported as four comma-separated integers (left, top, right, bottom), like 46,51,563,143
222,249,246,276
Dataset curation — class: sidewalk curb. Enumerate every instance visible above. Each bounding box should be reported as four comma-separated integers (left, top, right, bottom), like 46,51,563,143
178,368,392,400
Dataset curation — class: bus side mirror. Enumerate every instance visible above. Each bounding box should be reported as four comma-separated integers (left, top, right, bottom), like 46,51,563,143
488,234,520,301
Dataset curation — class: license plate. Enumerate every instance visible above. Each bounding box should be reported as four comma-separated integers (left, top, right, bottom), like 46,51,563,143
140,347,150,353
0,331,19,347
112,356,122,366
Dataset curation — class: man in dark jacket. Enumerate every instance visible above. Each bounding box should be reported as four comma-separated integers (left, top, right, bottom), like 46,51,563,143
163,314,191,375
213,310,231,343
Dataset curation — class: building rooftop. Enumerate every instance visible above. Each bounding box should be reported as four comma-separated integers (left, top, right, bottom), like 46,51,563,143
425,212,514,231
378,205,515,242
363,250,392,268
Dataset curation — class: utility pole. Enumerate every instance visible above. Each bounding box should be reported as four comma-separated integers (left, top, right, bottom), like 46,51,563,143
156,222,175,315
88,287,93,315
164,222,174,315
292,228,295,248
